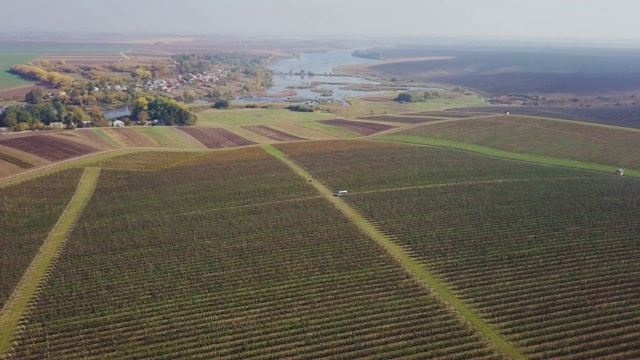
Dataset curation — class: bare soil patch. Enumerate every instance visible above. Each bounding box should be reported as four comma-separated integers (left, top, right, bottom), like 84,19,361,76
318,119,396,136
0,161,22,179
0,134,96,161
242,125,307,141
177,127,254,148
0,153,33,169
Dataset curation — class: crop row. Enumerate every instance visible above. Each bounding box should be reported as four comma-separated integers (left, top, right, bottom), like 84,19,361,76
0,153,33,169
275,139,596,193
0,168,83,310
82,147,318,221
399,116,640,170
8,149,503,359
92,151,211,170
348,177,640,359
0,134,96,162
275,140,640,359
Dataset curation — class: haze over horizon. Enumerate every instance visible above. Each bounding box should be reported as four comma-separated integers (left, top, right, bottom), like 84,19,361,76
2,0,640,42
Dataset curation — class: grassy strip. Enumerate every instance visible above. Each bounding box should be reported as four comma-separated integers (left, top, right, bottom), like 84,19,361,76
262,144,526,360
298,121,361,138
195,108,336,127
0,167,101,359
90,129,121,148
378,135,640,178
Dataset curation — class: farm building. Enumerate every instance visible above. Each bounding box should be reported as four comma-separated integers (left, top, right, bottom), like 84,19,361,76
111,120,125,127
615,168,624,176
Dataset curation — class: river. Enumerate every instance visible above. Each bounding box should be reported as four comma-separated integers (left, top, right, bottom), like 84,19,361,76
237,49,437,104
104,49,434,117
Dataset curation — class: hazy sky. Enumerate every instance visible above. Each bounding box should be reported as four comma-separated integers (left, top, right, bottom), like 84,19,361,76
3,0,640,40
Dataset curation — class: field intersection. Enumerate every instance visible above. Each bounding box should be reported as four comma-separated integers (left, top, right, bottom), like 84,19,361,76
4,148,508,359
1,108,640,359
275,139,640,359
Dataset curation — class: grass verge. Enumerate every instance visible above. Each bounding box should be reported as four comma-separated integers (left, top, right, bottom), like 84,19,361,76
0,167,101,358
299,121,361,138
195,108,336,127
378,134,640,178
262,144,526,360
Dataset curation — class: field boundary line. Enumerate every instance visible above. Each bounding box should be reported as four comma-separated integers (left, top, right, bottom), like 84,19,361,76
354,176,596,195
0,144,266,188
0,167,101,359
377,135,640,178
262,144,526,360
499,113,640,133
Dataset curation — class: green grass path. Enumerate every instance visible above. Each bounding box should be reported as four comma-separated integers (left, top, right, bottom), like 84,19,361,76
378,134,640,178
262,144,526,360
0,167,101,359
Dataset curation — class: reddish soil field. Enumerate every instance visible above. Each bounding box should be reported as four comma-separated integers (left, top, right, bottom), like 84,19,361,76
242,125,307,141
319,119,396,136
0,134,96,161
358,115,444,124
177,127,255,148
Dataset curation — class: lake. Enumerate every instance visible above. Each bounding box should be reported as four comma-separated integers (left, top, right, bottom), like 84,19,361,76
236,49,437,103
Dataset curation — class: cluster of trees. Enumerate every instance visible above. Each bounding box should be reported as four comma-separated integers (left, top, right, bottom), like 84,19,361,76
212,99,230,109
23,86,136,108
10,64,74,88
107,62,166,79
174,53,264,73
131,95,197,126
0,102,103,131
286,104,314,112
394,91,440,103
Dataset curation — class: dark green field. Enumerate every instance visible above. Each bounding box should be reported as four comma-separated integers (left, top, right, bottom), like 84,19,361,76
0,53,37,89
0,41,131,90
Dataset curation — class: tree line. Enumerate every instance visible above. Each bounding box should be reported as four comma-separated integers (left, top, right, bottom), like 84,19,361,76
0,102,103,131
131,95,197,126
